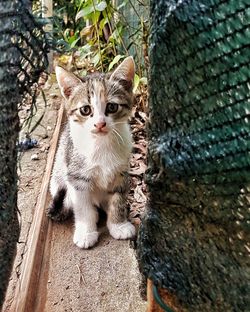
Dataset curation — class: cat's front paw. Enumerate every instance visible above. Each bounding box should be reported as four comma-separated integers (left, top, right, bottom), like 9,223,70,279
73,228,99,249
108,221,136,240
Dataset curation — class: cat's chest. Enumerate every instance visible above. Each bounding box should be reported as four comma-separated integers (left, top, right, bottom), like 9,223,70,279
87,148,129,189
71,129,132,189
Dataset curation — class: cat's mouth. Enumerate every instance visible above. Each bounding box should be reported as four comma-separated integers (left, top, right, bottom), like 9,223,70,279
91,128,109,135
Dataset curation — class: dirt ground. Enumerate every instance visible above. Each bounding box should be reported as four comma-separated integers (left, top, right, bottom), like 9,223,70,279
3,77,147,312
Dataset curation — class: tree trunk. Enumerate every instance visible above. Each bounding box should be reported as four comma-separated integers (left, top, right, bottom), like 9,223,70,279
138,1,250,311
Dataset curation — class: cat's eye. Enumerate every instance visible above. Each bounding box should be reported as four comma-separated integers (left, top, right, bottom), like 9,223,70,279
80,105,92,116
106,103,118,114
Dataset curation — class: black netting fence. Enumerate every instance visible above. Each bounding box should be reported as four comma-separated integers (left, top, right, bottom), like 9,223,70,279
0,0,49,306
138,0,250,311
1,1,49,97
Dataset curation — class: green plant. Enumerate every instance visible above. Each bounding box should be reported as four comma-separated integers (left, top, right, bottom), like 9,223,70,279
74,0,126,71
51,0,149,91
53,0,86,49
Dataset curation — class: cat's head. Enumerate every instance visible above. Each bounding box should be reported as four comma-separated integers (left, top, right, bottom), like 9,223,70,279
55,57,135,137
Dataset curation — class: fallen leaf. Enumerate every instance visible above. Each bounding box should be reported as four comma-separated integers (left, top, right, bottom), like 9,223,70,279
133,153,143,161
134,185,147,203
129,162,147,176
133,143,147,154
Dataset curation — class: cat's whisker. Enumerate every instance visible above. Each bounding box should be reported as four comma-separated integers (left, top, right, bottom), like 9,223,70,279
112,128,124,145
111,129,122,146
111,129,120,146
112,121,127,126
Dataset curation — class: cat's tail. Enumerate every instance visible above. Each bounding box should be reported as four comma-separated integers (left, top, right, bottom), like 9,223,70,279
46,188,72,222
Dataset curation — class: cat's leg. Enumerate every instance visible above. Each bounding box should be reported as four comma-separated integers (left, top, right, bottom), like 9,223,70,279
68,184,99,249
47,177,72,222
107,192,135,240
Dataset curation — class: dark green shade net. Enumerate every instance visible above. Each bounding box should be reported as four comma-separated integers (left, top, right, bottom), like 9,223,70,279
0,0,49,307
138,0,250,311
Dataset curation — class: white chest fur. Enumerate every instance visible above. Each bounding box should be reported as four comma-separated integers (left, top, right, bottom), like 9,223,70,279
70,121,132,189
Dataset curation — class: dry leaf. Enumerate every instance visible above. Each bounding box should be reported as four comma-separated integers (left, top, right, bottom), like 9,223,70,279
133,153,143,161
134,185,147,203
133,143,147,154
129,162,147,176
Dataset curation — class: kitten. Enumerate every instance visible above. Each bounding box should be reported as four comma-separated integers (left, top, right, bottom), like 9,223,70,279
47,56,136,249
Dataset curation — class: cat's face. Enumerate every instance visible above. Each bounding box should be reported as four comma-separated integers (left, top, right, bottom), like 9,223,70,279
56,57,135,137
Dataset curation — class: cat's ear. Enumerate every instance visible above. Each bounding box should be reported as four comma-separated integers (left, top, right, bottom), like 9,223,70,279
110,56,135,90
55,66,82,100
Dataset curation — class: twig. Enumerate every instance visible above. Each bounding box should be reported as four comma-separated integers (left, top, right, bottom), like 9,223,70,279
76,264,86,284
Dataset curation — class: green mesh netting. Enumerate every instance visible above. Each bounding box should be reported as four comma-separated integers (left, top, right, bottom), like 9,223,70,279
0,0,49,307
138,0,250,311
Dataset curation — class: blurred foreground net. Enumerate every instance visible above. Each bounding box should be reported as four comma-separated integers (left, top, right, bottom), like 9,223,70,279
138,1,250,311
0,0,49,306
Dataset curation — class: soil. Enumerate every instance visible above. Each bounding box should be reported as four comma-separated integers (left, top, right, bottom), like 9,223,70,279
3,76,148,312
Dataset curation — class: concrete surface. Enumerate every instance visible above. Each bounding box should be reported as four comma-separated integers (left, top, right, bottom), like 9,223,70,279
44,219,147,312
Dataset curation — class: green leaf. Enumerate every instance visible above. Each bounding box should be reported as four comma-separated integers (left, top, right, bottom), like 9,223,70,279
91,10,101,24
92,53,101,67
140,77,148,85
63,28,70,40
75,5,94,21
79,44,93,58
108,25,123,43
133,73,140,93
78,0,86,8
117,0,128,10
95,1,107,11
108,55,125,71
70,37,80,48
99,17,108,32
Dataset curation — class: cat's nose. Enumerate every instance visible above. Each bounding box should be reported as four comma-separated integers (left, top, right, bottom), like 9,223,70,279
94,121,106,130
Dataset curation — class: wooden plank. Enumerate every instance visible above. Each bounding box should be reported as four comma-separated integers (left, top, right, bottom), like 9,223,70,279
11,103,64,312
